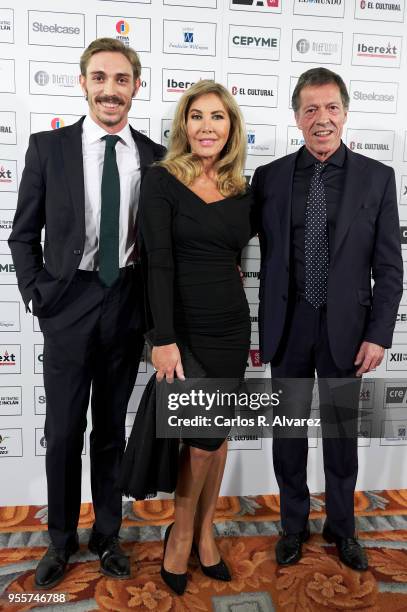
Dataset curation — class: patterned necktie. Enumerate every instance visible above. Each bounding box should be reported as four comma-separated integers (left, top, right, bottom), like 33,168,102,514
99,134,120,287
304,161,328,308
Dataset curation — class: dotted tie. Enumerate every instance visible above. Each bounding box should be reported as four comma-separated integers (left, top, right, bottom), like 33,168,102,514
99,135,121,287
304,161,328,309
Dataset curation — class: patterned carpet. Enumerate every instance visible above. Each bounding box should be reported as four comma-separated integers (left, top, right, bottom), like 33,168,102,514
1,490,407,610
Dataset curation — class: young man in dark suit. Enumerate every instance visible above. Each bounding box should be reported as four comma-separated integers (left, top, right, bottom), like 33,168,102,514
9,38,165,588
252,68,402,571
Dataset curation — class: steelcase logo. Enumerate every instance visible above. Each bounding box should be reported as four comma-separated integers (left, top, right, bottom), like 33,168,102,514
28,11,85,47
349,80,398,113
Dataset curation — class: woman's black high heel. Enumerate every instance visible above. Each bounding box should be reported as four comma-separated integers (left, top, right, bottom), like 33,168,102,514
192,541,232,581
161,523,188,595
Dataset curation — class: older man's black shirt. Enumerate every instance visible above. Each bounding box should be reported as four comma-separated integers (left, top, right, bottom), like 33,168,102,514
291,142,347,294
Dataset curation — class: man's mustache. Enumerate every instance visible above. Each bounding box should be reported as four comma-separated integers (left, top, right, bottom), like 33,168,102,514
95,96,125,105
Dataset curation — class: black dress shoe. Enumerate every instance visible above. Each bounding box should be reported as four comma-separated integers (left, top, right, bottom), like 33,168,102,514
161,523,188,595
192,542,231,581
322,523,368,571
88,532,130,579
275,528,310,565
34,542,79,589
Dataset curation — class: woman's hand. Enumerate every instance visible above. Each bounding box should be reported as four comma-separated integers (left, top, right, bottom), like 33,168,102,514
152,343,185,383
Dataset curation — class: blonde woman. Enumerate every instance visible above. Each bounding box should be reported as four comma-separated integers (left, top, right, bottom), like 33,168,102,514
139,80,252,594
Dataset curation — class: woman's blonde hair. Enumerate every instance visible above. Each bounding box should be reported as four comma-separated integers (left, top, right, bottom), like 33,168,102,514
160,80,247,197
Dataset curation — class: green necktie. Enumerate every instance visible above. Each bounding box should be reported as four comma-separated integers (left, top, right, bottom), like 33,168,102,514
99,134,121,287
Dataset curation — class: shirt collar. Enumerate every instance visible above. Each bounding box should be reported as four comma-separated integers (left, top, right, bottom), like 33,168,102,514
297,141,346,169
82,115,134,148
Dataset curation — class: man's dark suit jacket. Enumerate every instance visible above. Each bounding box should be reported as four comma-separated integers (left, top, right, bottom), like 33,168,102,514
252,145,403,370
8,116,166,318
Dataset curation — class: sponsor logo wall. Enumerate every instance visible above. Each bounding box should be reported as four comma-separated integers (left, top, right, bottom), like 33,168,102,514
0,0,406,504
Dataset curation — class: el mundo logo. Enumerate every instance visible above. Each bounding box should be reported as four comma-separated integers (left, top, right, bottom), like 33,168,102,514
116,20,130,36
248,133,255,144
51,117,64,129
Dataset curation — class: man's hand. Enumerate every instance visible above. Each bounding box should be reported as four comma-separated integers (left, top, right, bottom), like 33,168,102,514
354,341,385,377
152,343,185,383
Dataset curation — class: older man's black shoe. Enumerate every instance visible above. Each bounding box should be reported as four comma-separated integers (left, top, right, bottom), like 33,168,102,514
275,528,310,565
322,523,368,571
88,533,130,579
34,542,79,589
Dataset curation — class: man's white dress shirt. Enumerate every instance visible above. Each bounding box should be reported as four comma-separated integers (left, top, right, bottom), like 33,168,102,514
79,115,141,270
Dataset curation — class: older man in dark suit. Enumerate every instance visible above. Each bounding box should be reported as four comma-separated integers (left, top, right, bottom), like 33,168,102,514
9,38,165,588
252,68,402,571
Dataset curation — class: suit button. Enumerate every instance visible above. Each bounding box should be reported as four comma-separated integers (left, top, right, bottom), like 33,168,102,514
73,250,81,255
282,295,287,301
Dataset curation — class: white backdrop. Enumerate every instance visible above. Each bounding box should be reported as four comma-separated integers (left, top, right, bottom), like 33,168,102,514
0,0,406,506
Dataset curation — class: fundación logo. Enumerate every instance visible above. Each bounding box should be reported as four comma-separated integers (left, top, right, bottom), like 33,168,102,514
34,70,49,86
292,30,342,64
163,20,216,56
30,62,81,96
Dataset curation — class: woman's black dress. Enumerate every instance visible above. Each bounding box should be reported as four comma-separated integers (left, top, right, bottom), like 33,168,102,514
141,165,253,450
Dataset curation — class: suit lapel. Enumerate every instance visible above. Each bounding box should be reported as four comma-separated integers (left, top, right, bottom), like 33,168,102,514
332,146,369,261
130,127,152,175
60,117,86,233
274,152,298,267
